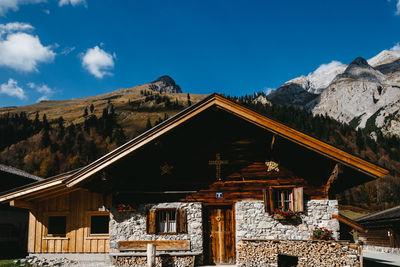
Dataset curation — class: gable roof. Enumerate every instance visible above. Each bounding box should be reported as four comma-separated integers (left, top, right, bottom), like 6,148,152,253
0,93,389,202
65,93,388,187
0,168,78,202
0,164,43,182
356,205,400,224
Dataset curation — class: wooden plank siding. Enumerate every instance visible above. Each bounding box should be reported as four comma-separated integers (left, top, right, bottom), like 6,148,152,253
27,188,110,253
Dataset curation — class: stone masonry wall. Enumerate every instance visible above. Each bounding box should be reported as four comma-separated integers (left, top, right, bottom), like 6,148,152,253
235,200,339,243
236,239,361,267
109,202,202,253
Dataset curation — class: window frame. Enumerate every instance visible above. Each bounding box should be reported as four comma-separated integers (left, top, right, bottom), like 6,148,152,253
87,211,110,239
264,186,304,214
274,188,294,211
44,212,69,239
155,208,178,235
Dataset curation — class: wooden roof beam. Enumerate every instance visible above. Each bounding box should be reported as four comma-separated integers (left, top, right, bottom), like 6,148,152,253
10,199,34,210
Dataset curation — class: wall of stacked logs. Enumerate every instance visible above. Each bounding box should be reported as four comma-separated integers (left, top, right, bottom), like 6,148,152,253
236,239,361,267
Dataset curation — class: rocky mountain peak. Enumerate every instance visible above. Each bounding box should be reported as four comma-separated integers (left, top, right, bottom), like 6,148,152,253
149,75,182,94
265,49,400,137
333,57,385,84
348,57,370,68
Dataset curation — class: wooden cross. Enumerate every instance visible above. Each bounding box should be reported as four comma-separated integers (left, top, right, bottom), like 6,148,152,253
209,153,228,181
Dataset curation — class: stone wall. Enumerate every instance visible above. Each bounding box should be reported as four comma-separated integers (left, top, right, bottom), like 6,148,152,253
235,200,339,243
236,239,361,267
109,202,202,254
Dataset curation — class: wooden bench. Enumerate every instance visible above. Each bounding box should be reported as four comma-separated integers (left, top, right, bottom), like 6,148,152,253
118,240,190,251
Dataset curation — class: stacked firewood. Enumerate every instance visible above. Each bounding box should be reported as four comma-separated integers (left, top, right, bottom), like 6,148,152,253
236,239,361,267
114,255,195,267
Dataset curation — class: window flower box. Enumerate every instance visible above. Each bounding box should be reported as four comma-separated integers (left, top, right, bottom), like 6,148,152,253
271,208,299,220
117,204,135,213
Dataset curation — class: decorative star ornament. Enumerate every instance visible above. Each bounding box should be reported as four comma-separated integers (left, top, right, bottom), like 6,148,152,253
160,162,173,175
265,160,280,172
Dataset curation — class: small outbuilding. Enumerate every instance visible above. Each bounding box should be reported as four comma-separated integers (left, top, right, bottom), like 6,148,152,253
0,164,43,258
357,205,400,252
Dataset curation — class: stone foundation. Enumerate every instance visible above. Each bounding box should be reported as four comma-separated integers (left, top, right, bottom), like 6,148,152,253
113,255,195,267
235,200,339,242
236,239,361,267
363,245,400,254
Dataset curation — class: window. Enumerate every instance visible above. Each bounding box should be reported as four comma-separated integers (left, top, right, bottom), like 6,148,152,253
157,209,177,234
146,208,187,234
263,187,304,213
90,215,109,235
275,189,293,210
48,216,66,237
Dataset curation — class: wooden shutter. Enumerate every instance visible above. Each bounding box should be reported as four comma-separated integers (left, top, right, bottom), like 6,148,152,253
293,187,304,212
177,209,187,233
146,210,157,234
263,187,274,214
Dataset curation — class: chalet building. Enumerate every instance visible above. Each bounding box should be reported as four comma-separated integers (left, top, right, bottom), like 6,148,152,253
0,164,43,258
357,205,400,253
0,94,389,266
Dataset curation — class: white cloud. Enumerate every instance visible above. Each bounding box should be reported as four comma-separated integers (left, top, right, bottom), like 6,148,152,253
58,0,86,7
81,45,115,78
0,0,45,16
43,9,50,14
263,87,275,95
0,78,26,99
306,60,346,93
61,46,75,55
0,22,34,36
0,31,55,72
396,0,400,15
390,43,400,52
28,82,54,101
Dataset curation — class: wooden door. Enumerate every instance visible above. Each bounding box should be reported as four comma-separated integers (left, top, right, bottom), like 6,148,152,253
204,205,235,265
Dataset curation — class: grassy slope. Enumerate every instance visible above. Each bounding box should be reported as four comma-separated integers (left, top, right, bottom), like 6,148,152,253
0,83,207,138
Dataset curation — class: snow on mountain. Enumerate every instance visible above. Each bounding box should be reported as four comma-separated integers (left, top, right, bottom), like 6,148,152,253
283,61,347,94
266,49,400,137
368,48,400,67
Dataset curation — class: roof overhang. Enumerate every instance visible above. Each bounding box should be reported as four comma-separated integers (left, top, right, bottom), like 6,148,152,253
64,93,389,187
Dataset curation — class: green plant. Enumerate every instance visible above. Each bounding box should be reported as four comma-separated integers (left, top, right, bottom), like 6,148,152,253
312,227,333,241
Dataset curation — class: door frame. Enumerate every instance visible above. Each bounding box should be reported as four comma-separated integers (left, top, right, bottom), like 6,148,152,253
203,202,236,265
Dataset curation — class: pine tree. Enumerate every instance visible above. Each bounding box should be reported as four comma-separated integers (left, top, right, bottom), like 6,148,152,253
146,118,152,130
187,93,192,106
90,104,94,113
83,107,89,117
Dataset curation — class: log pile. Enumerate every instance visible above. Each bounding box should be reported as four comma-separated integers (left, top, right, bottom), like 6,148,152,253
236,239,361,267
114,255,195,267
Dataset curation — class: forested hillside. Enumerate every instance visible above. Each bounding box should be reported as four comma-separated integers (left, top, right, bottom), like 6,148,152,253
0,91,194,178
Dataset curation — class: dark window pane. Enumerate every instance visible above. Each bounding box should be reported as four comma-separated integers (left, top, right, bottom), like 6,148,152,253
48,216,66,236
91,215,109,234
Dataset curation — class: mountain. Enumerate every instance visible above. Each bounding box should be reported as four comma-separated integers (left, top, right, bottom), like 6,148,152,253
0,75,205,137
0,76,207,177
266,50,400,137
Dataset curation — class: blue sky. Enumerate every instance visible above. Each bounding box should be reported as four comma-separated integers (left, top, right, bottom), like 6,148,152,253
0,0,400,107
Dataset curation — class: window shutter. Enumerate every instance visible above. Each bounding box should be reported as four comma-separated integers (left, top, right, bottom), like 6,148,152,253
293,187,304,212
177,209,187,233
263,187,274,214
146,210,157,234
268,187,275,213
